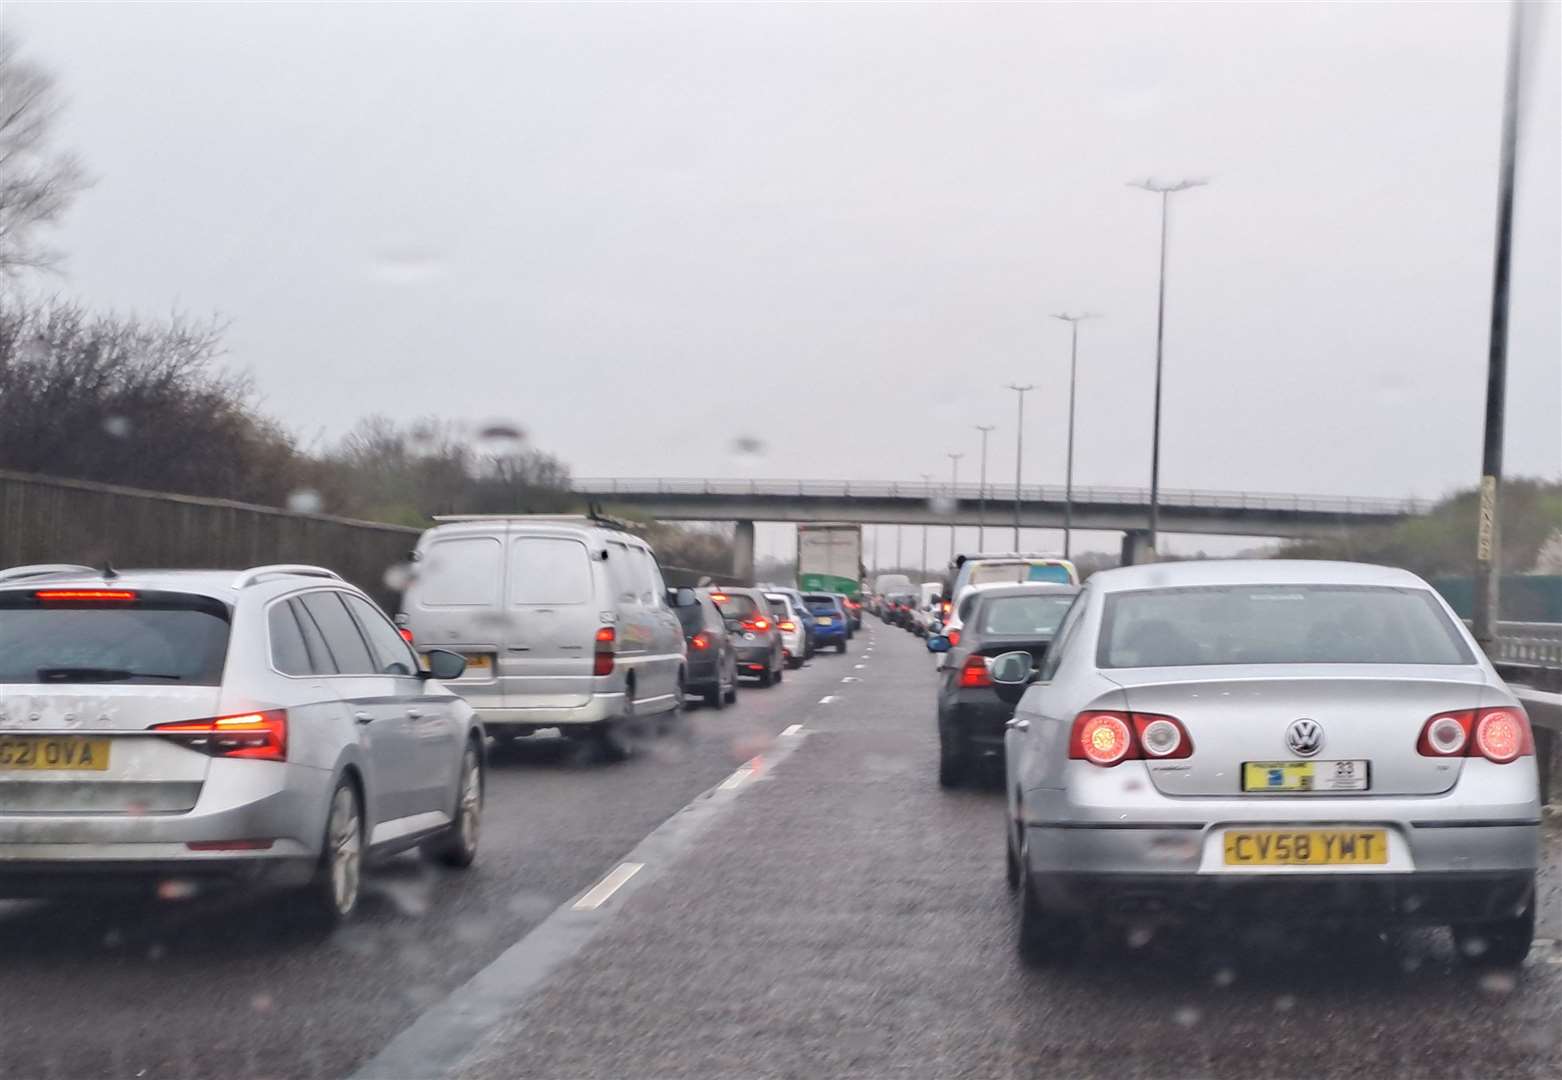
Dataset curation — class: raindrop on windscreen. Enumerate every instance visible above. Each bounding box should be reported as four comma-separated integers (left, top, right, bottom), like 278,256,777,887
927,494,956,514
287,489,324,514
1212,967,1236,988
102,929,124,949
729,435,766,457
146,943,166,961
1400,953,1423,974
1172,1005,1201,1028
251,994,274,1013
377,877,433,918
1478,970,1518,996
1125,925,1155,949
476,421,526,447
506,892,556,920
1273,994,1296,1013
1459,935,1489,959
157,878,200,902
384,563,416,592
102,415,132,439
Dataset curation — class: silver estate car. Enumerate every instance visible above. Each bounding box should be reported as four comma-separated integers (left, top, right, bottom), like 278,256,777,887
0,564,484,924
999,560,1540,967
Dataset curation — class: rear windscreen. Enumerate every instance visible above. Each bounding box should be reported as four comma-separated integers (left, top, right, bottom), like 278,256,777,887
969,562,1071,586
676,604,705,635
802,595,837,610
711,593,761,619
0,597,231,685
766,598,790,618
977,595,1077,637
1099,585,1475,668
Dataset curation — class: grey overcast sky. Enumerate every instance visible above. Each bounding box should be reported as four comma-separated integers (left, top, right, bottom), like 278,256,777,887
9,1,1561,562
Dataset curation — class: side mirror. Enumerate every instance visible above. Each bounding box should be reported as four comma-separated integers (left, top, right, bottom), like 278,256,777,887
669,586,698,608
926,635,951,653
423,648,467,681
987,649,1035,705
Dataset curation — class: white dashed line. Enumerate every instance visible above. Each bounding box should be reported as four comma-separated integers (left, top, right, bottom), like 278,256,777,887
780,723,804,737
841,676,859,683
572,862,643,911
718,761,757,791
854,663,866,669
819,695,838,704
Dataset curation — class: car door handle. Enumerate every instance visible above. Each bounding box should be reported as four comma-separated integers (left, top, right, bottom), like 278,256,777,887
1006,718,1030,732
354,711,374,725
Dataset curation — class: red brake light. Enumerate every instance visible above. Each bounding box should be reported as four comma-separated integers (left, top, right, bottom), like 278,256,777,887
594,626,616,676
947,629,961,647
1068,711,1192,766
35,589,137,603
153,710,287,762
779,620,797,631
1474,708,1531,763
690,632,710,650
941,601,951,616
399,627,415,643
710,593,729,603
958,654,992,688
744,618,771,632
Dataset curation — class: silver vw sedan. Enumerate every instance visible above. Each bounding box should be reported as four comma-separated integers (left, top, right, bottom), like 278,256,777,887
999,560,1539,967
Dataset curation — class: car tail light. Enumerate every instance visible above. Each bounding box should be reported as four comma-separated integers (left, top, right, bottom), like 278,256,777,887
399,627,415,643
958,654,992,688
689,632,710,651
594,626,616,676
152,711,287,762
743,618,771,633
947,629,960,647
1071,712,1133,766
941,601,951,616
1474,708,1532,763
779,620,796,631
1417,708,1531,762
710,593,729,603
35,589,138,603
1068,710,1193,766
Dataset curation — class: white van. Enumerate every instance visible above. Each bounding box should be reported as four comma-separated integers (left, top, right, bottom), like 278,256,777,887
400,516,687,754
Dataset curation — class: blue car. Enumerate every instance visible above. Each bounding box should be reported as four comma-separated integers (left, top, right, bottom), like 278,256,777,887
801,593,850,654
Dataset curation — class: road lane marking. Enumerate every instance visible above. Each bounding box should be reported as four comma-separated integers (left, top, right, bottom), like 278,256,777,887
854,663,866,669
572,862,643,911
841,676,859,683
718,760,758,790
819,695,837,704
780,723,804,737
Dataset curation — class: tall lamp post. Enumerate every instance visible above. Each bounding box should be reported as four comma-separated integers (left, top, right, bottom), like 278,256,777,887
1005,384,1034,550
973,424,995,551
1050,312,1097,560
919,472,933,578
1130,177,1207,558
947,452,965,563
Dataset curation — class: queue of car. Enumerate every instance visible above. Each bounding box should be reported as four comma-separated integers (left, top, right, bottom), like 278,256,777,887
900,551,1541,972
0,513,855,929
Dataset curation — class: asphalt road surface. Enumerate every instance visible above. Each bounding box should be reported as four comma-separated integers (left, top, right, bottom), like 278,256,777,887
4,623,1560,1079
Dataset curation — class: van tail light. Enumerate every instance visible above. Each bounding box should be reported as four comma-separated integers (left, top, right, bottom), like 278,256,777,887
779,620,797,632
690,632,711,651
1068,711,1192,766
947,629,960,647
593,626,616,676
958,654,992,688
1417,708,1532,763
152,710,287,762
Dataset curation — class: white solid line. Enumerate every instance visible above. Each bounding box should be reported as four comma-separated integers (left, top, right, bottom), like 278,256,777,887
819,695,838,704
780,723,804,737
854,663,866,669
572,862,644,911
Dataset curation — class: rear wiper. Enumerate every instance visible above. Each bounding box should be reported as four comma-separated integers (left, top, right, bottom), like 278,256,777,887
36,668,184,683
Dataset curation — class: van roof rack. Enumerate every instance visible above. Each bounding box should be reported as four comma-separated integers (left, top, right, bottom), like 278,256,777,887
431,506,636,533
0,564,99,584
232,565,343,589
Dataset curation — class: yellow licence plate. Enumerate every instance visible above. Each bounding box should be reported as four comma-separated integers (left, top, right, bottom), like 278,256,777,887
462,654,493,673
1223,828,1387,866
0,737,110,772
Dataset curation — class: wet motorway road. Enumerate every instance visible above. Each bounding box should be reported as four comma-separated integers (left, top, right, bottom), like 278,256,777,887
4,623,1561,1079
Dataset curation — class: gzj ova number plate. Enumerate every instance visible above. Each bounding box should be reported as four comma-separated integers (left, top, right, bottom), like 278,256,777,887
0,736,110,771
1224,828,1388,866
1243,760,1368,793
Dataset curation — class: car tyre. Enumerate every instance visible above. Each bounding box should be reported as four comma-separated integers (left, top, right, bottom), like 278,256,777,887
422,741,482,868
1453,903,1535,969
757,664,774,688
938,732,966,788
774,653,785,682
723,666,739,704
703,683,725,709
836,639,849,654
1016,834,1077,967
298,777,363,926
1005,823,1021,892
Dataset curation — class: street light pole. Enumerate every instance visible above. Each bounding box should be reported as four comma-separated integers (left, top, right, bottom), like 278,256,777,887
1473,1,1526,647
1130,177,1207,559
947,452,965,563
919,473,933,578
974,424,995,551
1005,384,1034,550
1050,312,1098,560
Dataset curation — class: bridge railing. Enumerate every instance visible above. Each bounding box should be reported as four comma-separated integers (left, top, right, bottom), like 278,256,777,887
571,478,1431,517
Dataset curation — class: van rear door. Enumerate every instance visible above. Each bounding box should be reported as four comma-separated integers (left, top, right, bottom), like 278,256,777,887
503,532,599,709
408,528,507,711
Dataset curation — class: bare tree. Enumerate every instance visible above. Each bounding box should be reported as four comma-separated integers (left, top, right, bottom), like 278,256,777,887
0,33,90,278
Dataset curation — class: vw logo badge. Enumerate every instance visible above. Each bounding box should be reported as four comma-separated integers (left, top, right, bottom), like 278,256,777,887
1286,718,1324,757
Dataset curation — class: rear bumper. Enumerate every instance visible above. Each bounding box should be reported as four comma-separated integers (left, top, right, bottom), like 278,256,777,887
813,624,848,640
684,657,721,689
940,696,1012,748
0,855,316,897
474,692,625,729
1029,866,1536,924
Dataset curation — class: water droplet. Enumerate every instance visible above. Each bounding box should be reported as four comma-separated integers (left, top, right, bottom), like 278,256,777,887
251,994,274,1013
1274,994,1296,1013
1212,967,1236,988
287,489,324,514
102,929,123,949
157,879,200,901
1173,1005,1201,1028
102,415,132,438
383,563,416,592
729,435,766,457
1400,953,1423,973
1126,925,1155,949
146,943,165,961
928,495,957,514
1478,971,1518,995
1460,935,1489,958
476,422,526,444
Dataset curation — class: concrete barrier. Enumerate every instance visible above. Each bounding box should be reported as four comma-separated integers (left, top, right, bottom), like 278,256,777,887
0,469,419,608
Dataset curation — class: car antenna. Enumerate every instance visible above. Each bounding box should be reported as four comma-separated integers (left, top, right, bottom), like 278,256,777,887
100,561,118,581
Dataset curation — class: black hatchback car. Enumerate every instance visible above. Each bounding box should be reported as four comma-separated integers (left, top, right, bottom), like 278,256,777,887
929,583,1079,787
675,590,739,708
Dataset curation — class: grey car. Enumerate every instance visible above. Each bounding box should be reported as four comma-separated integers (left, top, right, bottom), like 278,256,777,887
0,563,484,924
999,560,1540,967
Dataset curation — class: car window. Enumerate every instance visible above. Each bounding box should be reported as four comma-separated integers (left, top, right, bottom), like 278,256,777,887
288,598,337,674
1098,585,1475,668
978,594,1078,636
605,542,640,605
268,601,312,676
1037,589,1088,683
510,537,592,605
766,597,790,618
342,593,420,676
630,546,659,605
644,553,669,604
0,594,230,686
711,592,761,620
418,535,502,607
298,592,378,675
